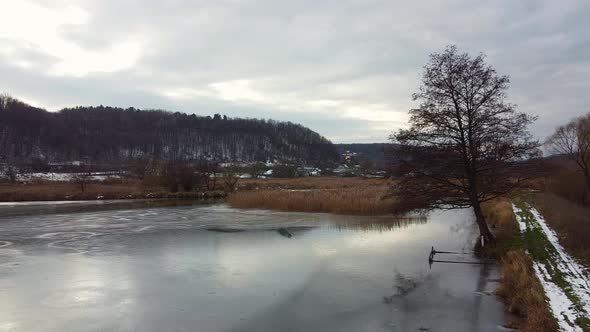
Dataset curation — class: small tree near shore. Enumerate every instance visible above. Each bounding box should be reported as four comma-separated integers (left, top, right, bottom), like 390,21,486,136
5,165,18,183
73,173,89,193
248,162,267,179
222,165,240,193
391,45,540,244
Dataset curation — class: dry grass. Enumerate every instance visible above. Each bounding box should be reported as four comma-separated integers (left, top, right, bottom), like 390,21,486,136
479,198,520,259
482,198,519,239
532,192,590,266
228,177,394,215
542,163,590,206
496,250,559,332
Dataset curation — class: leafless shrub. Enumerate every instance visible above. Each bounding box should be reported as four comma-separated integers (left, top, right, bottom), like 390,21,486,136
222,166,240,193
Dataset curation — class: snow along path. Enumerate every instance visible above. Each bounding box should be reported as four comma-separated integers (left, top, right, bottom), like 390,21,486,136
512,202,590,332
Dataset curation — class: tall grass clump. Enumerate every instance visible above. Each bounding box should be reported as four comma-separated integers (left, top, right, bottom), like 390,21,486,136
480,198,520,258
496,250,558,332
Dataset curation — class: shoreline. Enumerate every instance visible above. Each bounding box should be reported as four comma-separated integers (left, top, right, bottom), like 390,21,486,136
0,181,226,203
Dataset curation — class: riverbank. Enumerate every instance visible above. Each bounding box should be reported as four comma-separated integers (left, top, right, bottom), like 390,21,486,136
0,177,384,203
513,200,590,331
482,197,590,331
0,180,225,202
482,199,558,331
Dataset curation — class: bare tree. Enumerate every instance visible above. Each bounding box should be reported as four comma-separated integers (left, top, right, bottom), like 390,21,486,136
248,162,267,179
358,159,374,177
546,114,590,191
5,164,18,183
129,158,150,179
73,173,89,193
161,162,199,192
222,165,240,193
73,163,93,193
391,45,540,244
205,162,219,191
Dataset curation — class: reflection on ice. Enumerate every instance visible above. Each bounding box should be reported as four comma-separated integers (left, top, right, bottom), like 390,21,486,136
0,202,508,332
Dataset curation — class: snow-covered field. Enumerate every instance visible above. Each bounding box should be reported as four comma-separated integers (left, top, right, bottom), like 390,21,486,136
513,203,590,332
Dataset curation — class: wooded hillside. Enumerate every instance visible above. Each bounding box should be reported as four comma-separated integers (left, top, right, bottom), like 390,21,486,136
0,96,338,165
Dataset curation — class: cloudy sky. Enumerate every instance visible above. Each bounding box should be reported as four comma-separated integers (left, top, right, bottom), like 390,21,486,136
1,0,589,143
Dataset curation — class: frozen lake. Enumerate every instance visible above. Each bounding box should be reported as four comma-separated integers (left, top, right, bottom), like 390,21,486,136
0,201,509,331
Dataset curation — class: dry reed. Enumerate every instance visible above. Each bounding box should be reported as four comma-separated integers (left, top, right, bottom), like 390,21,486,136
496,250,559,332
482,198,519,243
228,178,394,215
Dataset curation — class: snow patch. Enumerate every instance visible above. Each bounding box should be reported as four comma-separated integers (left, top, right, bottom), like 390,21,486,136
512,203,527,232
513,203,590,331
533,263,582,332
530,207,590,309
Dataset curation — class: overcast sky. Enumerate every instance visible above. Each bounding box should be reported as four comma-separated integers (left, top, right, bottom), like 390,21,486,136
1,0,589,143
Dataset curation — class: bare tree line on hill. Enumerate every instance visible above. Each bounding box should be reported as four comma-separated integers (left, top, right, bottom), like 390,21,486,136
0,95,338,166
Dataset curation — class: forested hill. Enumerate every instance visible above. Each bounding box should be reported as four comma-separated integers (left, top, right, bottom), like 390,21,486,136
0,97,338,165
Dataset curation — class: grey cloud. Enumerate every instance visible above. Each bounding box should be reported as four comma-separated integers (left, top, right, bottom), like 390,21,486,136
0,38,60,69
4,0,590,143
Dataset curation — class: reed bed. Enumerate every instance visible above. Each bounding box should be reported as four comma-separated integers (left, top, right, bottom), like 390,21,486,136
227,181,394,215
481,198,519,241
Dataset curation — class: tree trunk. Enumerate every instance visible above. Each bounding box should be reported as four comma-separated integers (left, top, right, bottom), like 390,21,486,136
582,169,590,205
466,168,496,244
472,199,495,245
466,170,495,244
584,169,590,191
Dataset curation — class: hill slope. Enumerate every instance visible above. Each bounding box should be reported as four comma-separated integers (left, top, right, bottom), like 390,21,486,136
0,96,338,165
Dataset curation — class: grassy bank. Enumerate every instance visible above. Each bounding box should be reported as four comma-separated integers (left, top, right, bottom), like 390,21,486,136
227,177,394,215
484,196,590,331
481,199,559,332
513,199,590,330
496,249,558,331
